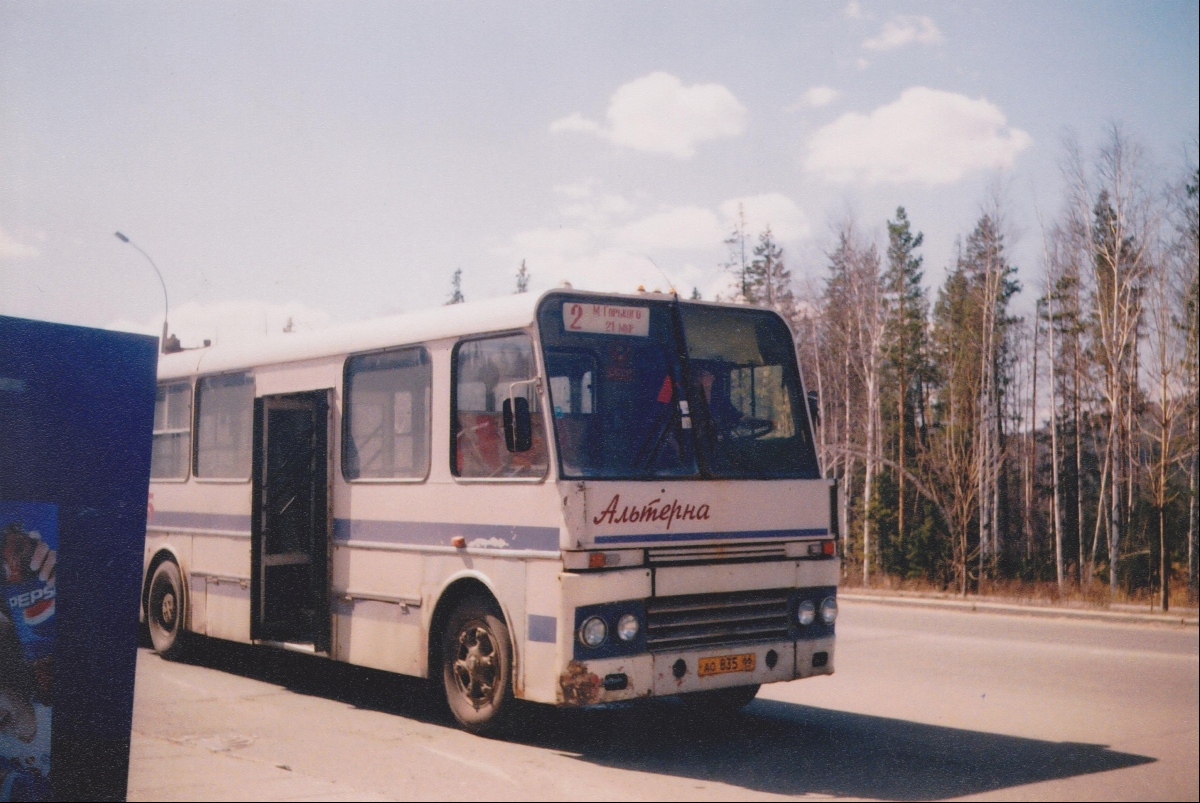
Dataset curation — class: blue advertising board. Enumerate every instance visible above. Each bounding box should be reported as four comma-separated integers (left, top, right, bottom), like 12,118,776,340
1,316,157,802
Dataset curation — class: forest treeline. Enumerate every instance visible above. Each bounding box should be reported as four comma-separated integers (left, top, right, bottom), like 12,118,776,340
466,127,1197,606
723,127,1198,607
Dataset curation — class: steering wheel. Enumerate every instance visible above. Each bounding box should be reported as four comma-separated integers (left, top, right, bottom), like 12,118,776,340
728,417,774,440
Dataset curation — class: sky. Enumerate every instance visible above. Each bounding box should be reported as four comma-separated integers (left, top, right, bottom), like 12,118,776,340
2,1,1197,347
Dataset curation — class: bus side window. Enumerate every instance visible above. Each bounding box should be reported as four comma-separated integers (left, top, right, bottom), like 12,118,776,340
151,381,192,479
452,334,548,479
194,373,254,479
343,347,431,480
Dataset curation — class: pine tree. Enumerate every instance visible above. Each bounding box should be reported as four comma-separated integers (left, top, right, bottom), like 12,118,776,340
929,259,983,593
446,268,465,305
879,207,930,577
515,260,530,294
748,226,796,318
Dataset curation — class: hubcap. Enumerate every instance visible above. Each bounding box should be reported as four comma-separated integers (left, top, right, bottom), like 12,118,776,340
452,624,497,710
160,591,176,628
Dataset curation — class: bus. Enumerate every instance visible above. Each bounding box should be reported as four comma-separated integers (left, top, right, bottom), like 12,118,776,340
142,288,838,732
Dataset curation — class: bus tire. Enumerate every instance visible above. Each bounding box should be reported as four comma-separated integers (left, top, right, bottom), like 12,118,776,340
441,597,513,734
681,683,760,712
147,559,187,660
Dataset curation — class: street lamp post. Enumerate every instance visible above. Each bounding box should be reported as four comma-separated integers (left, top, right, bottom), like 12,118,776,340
114,231,175,353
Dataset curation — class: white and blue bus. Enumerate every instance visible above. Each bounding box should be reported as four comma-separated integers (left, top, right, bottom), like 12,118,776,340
142,288,838,732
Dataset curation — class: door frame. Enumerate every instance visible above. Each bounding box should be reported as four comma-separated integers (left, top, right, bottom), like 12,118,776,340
250,389,332,652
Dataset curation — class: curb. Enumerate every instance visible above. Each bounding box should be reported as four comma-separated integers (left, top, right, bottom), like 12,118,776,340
839,592,1200,626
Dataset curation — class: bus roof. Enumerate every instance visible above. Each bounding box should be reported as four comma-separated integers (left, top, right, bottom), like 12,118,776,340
155,287,688,381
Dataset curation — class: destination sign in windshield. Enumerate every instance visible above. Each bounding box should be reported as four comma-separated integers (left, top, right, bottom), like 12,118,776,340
563,302,650,337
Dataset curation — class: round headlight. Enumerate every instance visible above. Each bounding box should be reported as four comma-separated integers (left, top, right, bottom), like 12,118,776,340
797,599,816,626
616,613,640,642
579,616,608,647
820,596,838,625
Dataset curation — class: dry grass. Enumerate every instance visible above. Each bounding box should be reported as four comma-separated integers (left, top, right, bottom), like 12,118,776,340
839,570,1198,612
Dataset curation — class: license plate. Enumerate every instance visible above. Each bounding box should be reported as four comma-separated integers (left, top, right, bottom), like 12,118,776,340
698,652,756,677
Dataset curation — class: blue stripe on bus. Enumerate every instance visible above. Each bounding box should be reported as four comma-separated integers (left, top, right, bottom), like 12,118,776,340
149,511,560,550
148,513,823,549
333,519,561,552
527,614,557,643
593,527,829,545
150,511,252,533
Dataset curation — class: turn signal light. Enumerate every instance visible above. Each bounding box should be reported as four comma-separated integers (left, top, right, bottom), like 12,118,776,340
587,552,622,568
823,540,836,556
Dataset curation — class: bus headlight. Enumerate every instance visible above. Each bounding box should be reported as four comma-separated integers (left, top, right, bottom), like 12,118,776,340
820,597,838,625
797,599,816,626
616,613,639,642
579,616,608,647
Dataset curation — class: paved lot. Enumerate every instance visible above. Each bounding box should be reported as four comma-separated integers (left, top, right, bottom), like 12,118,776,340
127,599,1199,801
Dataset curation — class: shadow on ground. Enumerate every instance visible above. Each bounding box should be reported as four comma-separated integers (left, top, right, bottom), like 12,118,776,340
155,633,1155,801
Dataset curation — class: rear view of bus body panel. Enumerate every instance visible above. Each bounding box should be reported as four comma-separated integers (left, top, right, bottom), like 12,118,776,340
550,477,838,706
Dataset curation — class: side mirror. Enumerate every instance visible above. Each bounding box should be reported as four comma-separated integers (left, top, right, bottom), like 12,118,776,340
503,396,533,452
807,390,821,428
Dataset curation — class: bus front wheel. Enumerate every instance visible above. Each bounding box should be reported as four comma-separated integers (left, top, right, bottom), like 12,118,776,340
441,597,513,734
147,559,187,660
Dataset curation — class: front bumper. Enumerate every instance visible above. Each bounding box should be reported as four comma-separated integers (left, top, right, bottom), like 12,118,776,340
557,636,835,705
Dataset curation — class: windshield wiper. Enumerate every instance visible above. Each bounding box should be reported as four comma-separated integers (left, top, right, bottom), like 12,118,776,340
633,404,679,471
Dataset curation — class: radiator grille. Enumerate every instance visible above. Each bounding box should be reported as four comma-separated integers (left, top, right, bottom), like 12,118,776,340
645,588,791,652
646,542,787,565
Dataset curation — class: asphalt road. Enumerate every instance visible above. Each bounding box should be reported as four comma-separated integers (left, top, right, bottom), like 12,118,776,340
126,600,1199,801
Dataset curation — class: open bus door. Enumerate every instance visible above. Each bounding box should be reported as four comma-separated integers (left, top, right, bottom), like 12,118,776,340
251,390,331,652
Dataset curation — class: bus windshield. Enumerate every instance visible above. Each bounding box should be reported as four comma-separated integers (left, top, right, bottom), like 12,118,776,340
538,294,820,480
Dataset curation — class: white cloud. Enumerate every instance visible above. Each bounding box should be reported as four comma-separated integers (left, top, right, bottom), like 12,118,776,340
548,112,600,135
552,178,601,199
108,299,332,348
499,184,811,297
550,72,748,159
0,227,40,259
615,207,725,251
863,15,944,51
794,86,841,109
804,87,1032,185
843,1,868,20
720,194,812,242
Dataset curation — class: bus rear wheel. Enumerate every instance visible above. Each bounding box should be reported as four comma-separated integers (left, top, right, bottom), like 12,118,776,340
441,597,513,734
147,559,186,660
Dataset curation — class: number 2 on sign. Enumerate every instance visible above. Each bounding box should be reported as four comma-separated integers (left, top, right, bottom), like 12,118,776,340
569,303,583,330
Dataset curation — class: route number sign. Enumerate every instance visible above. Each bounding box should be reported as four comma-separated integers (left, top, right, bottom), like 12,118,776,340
563,303,650,337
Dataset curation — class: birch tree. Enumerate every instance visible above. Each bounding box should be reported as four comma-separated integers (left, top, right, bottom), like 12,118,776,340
1143,246,1187,610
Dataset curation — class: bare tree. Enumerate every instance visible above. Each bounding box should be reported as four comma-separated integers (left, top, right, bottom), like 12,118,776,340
1062,126,1159,592
1045,274,1066,591
1176,162,1200,601
722,203,752,302
840,227,886,585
